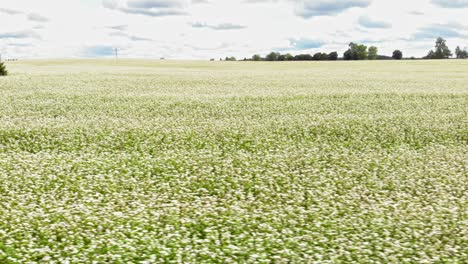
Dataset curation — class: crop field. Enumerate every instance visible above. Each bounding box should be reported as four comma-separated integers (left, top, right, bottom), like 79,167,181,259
0,59,467,263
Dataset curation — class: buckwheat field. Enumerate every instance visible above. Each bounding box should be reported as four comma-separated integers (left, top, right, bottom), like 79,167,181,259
0,60,467,263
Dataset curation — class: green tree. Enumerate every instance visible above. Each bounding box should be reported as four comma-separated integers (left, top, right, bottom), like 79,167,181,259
426,37,452,59
313,52,329,60
425,50,435,59
278,53,294,61
343,42,368,60
265,52,280,61
284,53,294,61
0,62,7,76
343,49,353,60
392,50,403,60
252,54,262,61
368,46,378,60
328,51,338,60
435,37,452,59
455,46,468,59
294,54,313,61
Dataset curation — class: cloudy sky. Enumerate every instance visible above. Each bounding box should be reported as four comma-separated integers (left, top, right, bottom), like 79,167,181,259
1,0,467,59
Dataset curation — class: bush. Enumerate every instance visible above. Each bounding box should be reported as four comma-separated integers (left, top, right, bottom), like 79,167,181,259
0,62,7,76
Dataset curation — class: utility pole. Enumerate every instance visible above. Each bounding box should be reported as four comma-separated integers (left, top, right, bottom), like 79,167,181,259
114,48,118,61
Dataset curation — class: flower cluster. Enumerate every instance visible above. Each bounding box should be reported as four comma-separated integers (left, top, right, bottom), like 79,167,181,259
0,60,466,263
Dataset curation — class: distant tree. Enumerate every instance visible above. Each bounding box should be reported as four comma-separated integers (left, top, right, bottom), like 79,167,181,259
455,46,468,59
328,51,338,60
424,50,435,59
435,37,452,59
312,53,320,60
266,52,280,61
278,53,294,61
368,46,378,60
426,37,452,59
284,53,294,61
392,50,403,60
252,54,262,61
343,49,353,60
343,42,368,60
321,53,329,60
294,54,313,61
225,56,236,61
313,52,329,60
0,62,7,76
455,46,462,58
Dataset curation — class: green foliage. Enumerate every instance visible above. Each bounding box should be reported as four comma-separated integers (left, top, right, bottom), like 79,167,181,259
278,53,294,61
392,50,403,60
425,37,452,59
343,42,368,60
294,54,313,60
265,52,280,61
225,56,237,61
368,46,378,60
313,52,329,60
252,54,262,61
328,51,339,60
0,62,7,76
455,46,468,59
258,52,339,61
425,50,435,59
0,60,467,263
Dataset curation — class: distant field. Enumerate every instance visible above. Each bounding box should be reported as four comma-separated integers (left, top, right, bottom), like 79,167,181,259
0,60,467,263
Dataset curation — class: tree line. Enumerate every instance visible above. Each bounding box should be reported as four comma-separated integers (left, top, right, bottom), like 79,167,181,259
219,37,467,61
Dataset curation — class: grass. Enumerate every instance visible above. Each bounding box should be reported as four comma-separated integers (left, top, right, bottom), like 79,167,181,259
0,59,467,263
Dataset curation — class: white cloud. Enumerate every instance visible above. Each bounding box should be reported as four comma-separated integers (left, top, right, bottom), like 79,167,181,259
0,7,23,15
0,0,467,59
295,0,372,18
191,22,246,30
431,0,468,8
358,16,391,29
27,13,49,22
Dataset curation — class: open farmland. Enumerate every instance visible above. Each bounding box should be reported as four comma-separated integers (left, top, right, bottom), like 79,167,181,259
0,60,467,263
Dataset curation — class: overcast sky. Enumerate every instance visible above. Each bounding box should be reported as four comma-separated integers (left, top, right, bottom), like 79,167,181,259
1,0,467,59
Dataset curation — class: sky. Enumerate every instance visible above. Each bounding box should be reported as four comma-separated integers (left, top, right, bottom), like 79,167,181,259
1,0,468,59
